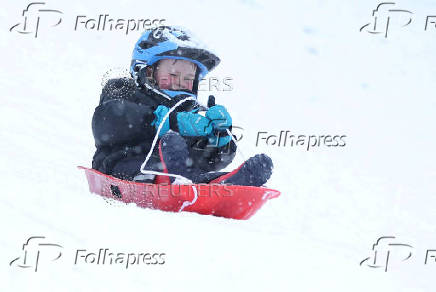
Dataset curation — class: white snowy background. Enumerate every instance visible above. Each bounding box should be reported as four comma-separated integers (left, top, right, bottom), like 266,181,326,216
1,0,436,291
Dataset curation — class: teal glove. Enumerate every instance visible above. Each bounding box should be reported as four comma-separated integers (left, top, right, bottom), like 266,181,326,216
152,105,215,137
151,105,170,137
176,111,213,137
206,105,232,131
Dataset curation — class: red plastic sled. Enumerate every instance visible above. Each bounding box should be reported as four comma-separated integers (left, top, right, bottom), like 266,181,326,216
78,166,280,220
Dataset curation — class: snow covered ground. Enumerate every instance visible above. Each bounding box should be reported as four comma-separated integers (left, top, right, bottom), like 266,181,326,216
1,0,436,291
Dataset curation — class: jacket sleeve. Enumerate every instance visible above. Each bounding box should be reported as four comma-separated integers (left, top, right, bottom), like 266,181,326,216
92,99,157,147
92,78,157,148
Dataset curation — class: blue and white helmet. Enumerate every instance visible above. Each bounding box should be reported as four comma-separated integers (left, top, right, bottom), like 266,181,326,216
130,26,220,97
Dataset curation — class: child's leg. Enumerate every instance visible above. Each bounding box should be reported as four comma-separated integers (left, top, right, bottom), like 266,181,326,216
159,131,191,179
160,132,274,186
111,154,162,182
191,172,228,184
111,132,198,182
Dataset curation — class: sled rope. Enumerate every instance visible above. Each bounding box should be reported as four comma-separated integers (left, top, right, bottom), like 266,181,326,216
178,186,198,212
139,96,246,211
226,128,246,161
140,97,246,179
139,96,201,211
140,96,196,183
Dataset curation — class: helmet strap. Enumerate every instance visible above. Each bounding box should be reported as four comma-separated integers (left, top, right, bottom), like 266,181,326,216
191,67,200,95
137,65,172,100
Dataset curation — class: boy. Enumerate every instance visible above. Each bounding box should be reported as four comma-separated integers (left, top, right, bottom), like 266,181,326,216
91,26,273,186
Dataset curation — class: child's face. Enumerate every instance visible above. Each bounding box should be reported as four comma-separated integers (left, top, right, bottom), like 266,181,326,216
154,59,197,91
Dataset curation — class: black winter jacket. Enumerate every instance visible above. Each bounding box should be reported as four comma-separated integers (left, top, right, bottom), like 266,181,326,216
91,78,236,178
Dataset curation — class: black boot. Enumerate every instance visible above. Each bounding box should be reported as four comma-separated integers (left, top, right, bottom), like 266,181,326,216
218,154,273,187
